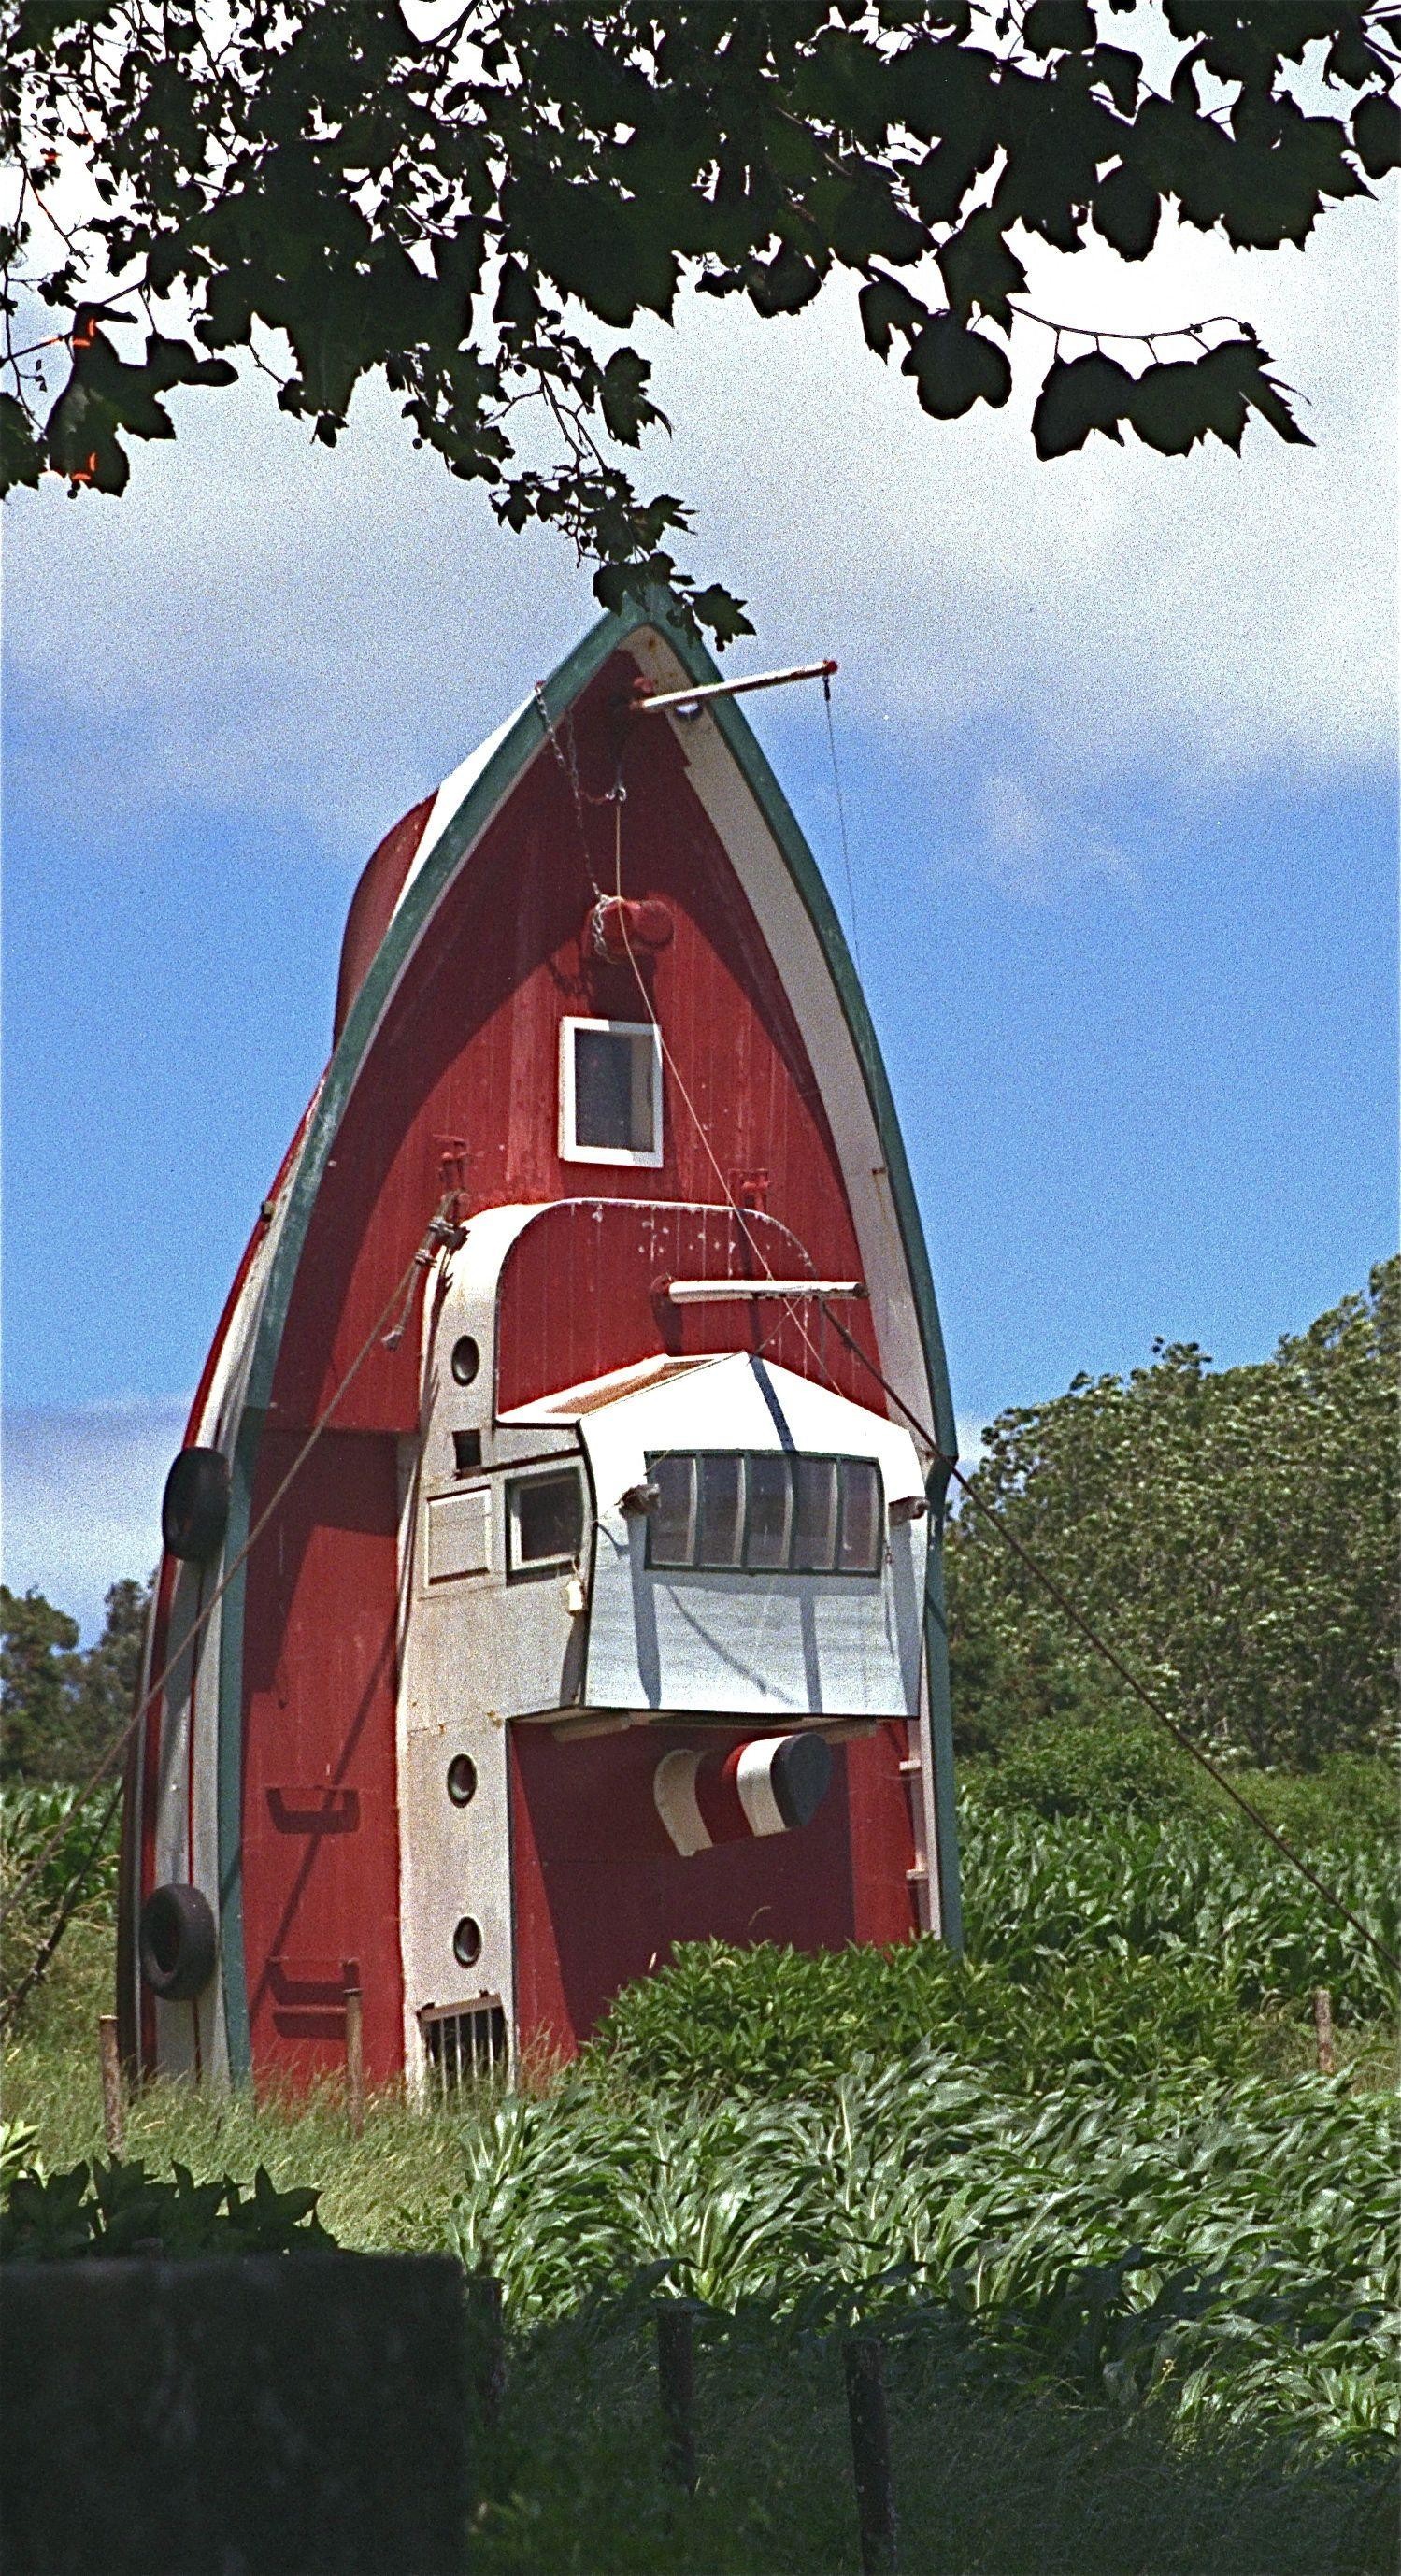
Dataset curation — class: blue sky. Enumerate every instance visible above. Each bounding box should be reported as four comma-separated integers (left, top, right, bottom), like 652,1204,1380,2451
4,194,1395,1636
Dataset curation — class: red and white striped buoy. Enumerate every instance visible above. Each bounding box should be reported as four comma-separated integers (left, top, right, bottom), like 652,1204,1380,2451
653,1733,834,1858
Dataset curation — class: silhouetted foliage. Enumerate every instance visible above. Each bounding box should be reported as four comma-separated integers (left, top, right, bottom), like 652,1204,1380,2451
4,3,1397,637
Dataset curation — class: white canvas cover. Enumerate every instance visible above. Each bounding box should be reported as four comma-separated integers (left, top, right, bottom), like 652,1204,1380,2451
567,1353,929,1721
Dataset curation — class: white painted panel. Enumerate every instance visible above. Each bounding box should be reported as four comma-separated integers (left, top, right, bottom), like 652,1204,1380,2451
578,1353,926,1721
427,1488,492,1582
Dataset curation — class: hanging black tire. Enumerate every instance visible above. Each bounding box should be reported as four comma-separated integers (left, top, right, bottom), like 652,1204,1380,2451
139,1883,217,2001
162,1447,230,1562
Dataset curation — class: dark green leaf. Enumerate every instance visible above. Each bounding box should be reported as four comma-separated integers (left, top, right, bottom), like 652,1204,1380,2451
1031,351,1136,458
1352,93,1401,179
858,275,926,358
599,349,664,449
0,394,44,492
1022,0,1096,57
745,242,824,317
936,210,1027,327
1091,44,1141,113
1092,162,1161,259
902,314,1011,418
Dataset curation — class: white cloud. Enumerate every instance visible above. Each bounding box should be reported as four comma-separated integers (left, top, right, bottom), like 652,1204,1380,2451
2,1396,187,1640
4,171,1394,867
973,771,1133,900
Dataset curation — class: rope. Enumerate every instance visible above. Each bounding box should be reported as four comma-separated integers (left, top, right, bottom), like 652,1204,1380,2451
533,682,611,901
822,672,862,980
815,1298,1401,1982
5,1197,464,1927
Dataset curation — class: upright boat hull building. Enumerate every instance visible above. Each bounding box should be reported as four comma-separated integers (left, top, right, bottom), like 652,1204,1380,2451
119,592,961,2095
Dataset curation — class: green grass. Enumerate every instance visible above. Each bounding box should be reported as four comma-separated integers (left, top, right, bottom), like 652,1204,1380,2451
475,2301,1398,2576
4,1920,476,2253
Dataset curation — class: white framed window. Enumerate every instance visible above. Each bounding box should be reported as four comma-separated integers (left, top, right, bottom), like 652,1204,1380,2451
506,1468,585,1579
644,1453,884,1578
559,1016,663,1166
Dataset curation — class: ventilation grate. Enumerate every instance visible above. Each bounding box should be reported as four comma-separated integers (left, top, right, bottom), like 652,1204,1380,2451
422,1998,508,2097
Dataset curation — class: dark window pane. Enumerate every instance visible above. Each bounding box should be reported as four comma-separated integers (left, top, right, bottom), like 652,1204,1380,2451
649,1453,695,1567
793,1457,838,1572
745,1454,792,1570
514,1471,583,1567
837,1460,881,1574
696,1454,743,1568
574,1027,654,1152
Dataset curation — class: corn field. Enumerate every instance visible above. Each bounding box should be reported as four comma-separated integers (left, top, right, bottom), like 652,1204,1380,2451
450,2054,1396,2457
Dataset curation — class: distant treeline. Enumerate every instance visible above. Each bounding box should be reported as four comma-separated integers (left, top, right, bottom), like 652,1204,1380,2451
0,1579,151,1783
947,1258,1398,1782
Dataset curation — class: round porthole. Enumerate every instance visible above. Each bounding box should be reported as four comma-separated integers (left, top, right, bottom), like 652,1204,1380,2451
447,1754,478,1808
452,1915,483,1969
450,1335,480,1388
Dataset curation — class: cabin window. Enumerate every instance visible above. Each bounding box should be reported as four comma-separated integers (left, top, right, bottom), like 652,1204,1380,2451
508,1468,584,1576
643,1453,884,1577
697,1453,744,1568
836,1459,882,1574
559,1017,663,1166
649,1453,695,1567
793,1456,839,1573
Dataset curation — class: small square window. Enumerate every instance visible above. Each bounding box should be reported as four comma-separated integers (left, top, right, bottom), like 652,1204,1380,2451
560,1018,663,1166
508,1469,584,1577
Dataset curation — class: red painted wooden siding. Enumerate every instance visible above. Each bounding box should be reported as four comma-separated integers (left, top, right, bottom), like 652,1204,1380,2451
496,1200,867,1411
239,1431,403,2086
269,651,884,1438
236,648,910,2088
509,1720,915,2055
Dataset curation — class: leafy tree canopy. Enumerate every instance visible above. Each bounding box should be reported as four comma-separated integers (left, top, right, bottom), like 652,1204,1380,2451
0,1576,152,1782
946,1257,1399,1773
3,1,1397,641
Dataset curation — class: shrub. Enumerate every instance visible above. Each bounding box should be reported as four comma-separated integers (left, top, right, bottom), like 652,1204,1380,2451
968,1713,1204,1820
0,2157,336,2261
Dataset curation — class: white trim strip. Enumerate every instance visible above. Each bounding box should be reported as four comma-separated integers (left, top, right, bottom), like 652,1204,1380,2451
736,1739,788,1838
665,1280,865,1304
653,1748,711,1856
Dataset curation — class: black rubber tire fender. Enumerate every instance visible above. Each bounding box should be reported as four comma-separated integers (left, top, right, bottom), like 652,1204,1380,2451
139,1882,218,2002
161,1447,230,1562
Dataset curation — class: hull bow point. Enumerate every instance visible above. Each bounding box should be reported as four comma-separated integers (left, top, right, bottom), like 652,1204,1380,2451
121,593,962,2097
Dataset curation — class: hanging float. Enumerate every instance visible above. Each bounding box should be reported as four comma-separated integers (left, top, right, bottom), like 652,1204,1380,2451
118,588,961,2096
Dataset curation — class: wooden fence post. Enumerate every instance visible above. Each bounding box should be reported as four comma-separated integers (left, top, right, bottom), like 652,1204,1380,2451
654,2300,697,2494
1312,1986,1336,2076
98,2014,124,2158
342,1961,365,2137
465,2274,506,2430
843,2335,898,2576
